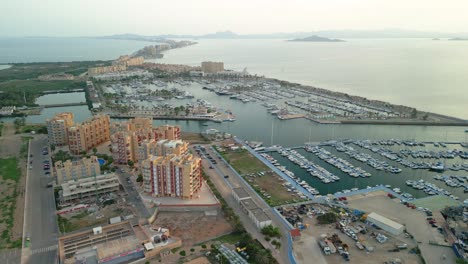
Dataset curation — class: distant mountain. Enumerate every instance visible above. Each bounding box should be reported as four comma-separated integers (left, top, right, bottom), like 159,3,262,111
288,35,344,42
200,31,239,39
448,37,468,41
96,30,468,41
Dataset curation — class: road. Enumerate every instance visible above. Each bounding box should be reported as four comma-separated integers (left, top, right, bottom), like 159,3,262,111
22,136,59,264
115,169,151,219
199,145,291,264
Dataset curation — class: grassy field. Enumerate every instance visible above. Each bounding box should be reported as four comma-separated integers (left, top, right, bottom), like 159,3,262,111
0,61,109,107
218,148,304,206
0,157,21,182
0,157,21,248
221,149,268,175
0,80,86,107
0,61,110,82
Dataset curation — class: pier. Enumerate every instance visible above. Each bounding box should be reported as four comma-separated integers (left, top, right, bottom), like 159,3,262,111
41,102,87,108
109,114,215,121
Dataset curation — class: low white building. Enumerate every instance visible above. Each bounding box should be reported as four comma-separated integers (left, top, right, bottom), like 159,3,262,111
239,197,272,229
60,173,120,203
366,212,404,236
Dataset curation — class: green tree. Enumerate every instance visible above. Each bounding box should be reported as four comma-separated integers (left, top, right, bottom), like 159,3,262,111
127,160,134,167
92,147,97,154
410,108,417,118
317,212,338,224
136,174,143,182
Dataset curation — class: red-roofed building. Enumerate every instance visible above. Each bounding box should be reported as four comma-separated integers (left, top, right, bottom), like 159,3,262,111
290,229,301,241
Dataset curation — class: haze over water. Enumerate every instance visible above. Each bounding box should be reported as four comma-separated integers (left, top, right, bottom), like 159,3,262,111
1,37,467,119
156,38,468,120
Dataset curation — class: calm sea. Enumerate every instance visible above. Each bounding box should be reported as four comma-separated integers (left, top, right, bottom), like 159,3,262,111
0,37,153,63
155,38,468,120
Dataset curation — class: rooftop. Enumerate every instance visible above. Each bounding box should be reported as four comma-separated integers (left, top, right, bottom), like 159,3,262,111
367,212,404,230
250,208,270,222
233,187,250,199
240,198,259,211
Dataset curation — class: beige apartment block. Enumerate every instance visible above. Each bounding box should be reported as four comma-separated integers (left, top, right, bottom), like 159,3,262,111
110,118,181,164
201,61,224,73
138,139,188,161
55,155,101,185
140,153,202,199
46,112,74,146
68,115,110,155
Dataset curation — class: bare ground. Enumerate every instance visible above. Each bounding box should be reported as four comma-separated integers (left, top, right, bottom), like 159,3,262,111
154,211,232,246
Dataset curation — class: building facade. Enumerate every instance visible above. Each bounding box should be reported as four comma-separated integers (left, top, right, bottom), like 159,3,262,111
201,61,224,73
138,139,188,162
55,155,101,185
110,118,181,164
60,173,119,203
88,65,127,76
140,153,202,199
46,112,74,146
68,115,110,155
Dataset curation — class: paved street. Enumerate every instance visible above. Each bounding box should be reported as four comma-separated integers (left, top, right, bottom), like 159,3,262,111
199,145,292,264
22,136,59,264
115,170,151,219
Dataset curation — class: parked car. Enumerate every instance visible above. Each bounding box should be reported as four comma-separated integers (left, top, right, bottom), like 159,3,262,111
224,175,229,178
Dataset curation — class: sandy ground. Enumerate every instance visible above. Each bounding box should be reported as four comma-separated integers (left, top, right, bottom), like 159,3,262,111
348,193,457,264
155,211,232,246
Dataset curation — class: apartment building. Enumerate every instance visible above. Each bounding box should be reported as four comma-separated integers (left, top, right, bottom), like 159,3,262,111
55,155,101,185
140,153,202,199
46,112,74,146
110,118,181,164
153,125,181,141
88,65,127,76
68,115,110,155
138,139,188,161
113,55,145,67
201,61,224,73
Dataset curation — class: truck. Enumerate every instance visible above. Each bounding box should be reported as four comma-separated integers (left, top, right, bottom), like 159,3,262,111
318,239,331,255
326,239,337,254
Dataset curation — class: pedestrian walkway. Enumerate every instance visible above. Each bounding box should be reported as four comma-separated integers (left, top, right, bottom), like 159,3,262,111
31,245,57,255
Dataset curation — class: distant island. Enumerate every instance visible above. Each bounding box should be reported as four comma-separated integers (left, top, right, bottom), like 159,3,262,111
288,35,345,42
448,37,468,41
432,38,440,40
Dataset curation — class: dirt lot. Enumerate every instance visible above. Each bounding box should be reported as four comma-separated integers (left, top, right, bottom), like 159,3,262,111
58,193,133,233
0,123,29,248
348,193,457,264
154,211,232,246
288,202,422,264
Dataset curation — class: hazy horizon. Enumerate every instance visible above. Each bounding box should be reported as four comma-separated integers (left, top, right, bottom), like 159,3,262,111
2,0,468,37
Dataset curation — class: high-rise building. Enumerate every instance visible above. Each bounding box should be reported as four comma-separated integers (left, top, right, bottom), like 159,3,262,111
153,125,181,141
68,115,110,155
201,61,224,73
140,153,202,199
46,112,74,146
55,155,101,185
110,118,181,164
138,139,188,161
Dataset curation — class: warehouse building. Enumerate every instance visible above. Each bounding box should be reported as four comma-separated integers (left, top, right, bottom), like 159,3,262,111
366,212,404,235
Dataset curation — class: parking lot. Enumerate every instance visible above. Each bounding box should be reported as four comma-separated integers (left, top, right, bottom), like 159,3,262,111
348,193,457,264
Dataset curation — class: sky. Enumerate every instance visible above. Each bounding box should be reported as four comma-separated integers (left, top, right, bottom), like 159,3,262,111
2,0,468,36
